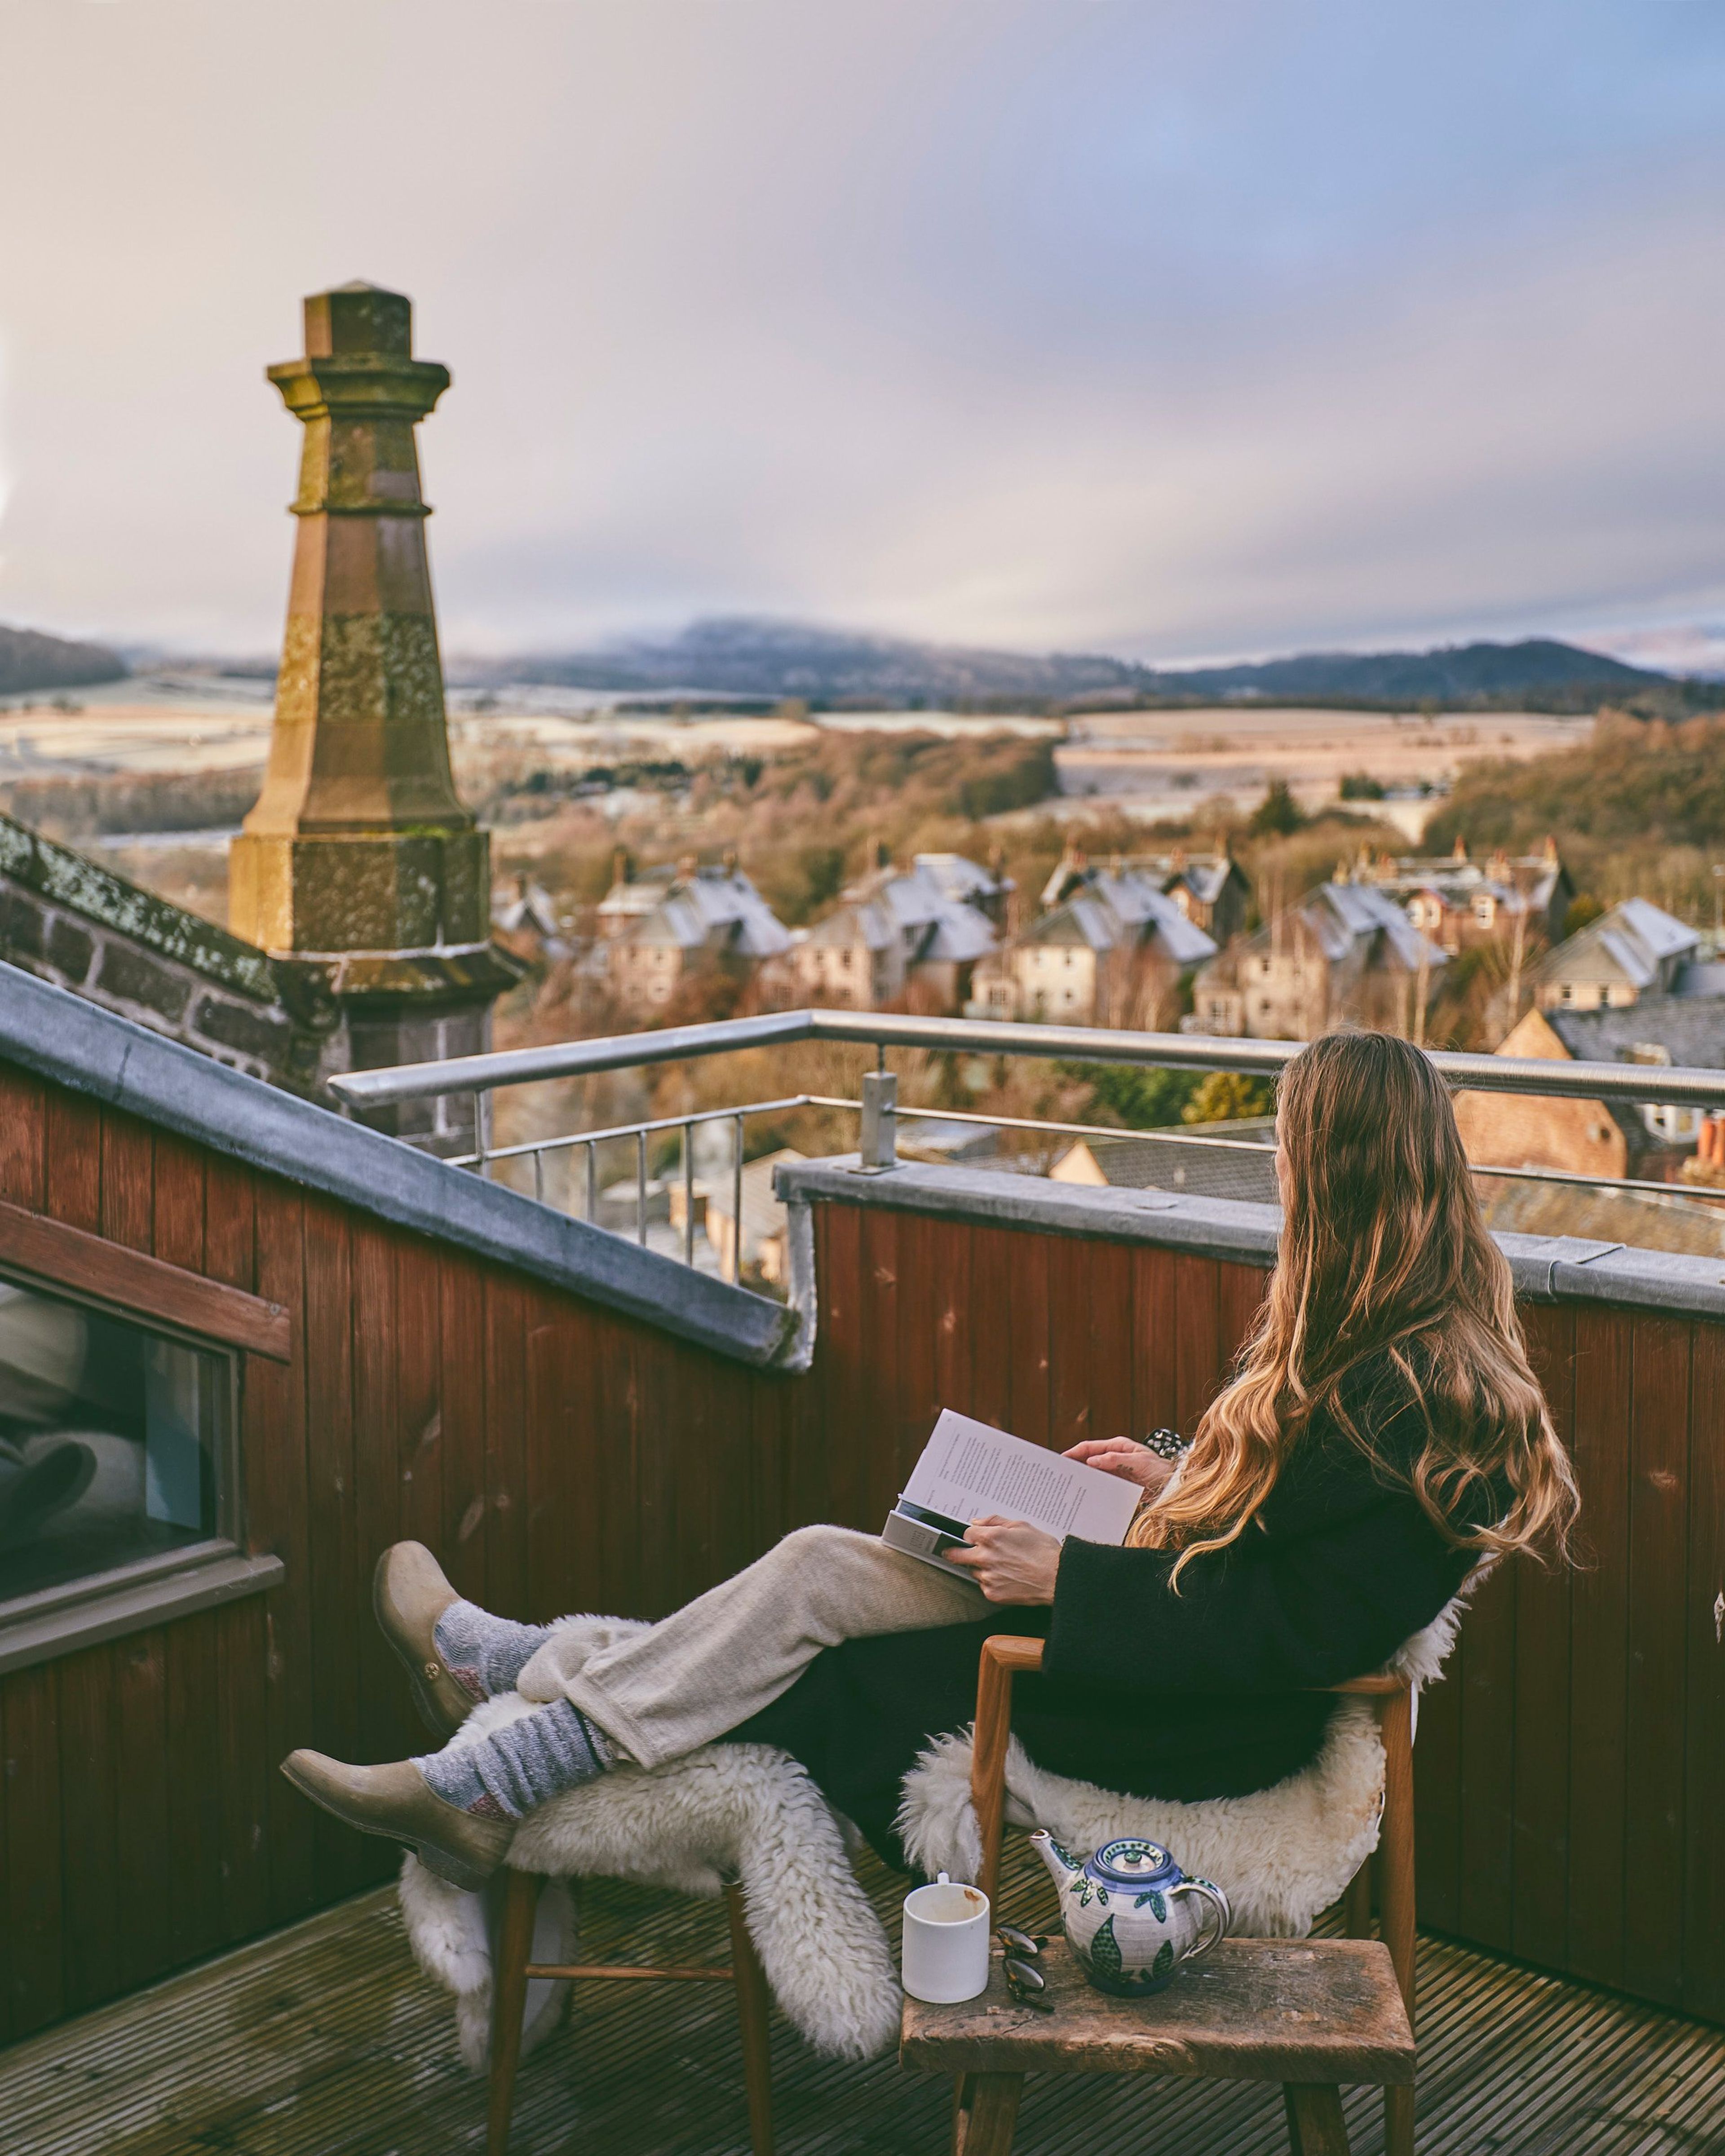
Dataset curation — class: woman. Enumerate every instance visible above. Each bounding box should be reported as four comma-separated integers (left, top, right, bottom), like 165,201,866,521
284,1031,1578,1890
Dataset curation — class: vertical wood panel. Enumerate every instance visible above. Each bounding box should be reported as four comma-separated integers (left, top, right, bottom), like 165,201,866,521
111,1631,169,1993
1685,1320,1725,2023
483,1275,531,1614
0,1061,45,1209
857,1208,903,1528
1455,1560,1517,1953
1006,1231,1052,1447
1566,1306,1633,1989
213,1595,271,1943
965,1225,1015,1435
1130,1244,1180,1439
42,1091,101,1232
250,1180,314,1924
53,1644,118,2015
438,1254,489,1608
1414,1625,1464,1934
351,1222,407,1761
98,1113,153,1254
1081,1242,1136,1458
164,1617,225,1968
1172,1255,1223,1434
1512,1302,1575,1970
394,1237,445,1563
203,1155,256,1294
1623,1314,1690,2006
301,1199,363,1895
2,1665,64,2037
808,1201,863,1530
150,1130,206,1272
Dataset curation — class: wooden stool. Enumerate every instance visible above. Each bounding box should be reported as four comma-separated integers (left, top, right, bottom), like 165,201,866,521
485,1867,775,2156
912,1636,1421,2156
905,1934,1414,2155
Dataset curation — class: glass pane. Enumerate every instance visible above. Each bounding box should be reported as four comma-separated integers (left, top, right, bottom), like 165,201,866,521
0,1281,227,1607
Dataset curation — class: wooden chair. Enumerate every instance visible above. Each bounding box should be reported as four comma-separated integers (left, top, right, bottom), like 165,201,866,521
485,1867,774,2156
902,1636,1419,2156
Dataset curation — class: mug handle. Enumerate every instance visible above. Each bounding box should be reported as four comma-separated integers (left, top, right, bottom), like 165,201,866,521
1168,1877,1231,1960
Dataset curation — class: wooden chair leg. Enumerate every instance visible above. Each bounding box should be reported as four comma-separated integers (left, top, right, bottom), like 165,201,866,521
953,2070,1023,2156
486,1869,545,2156
1342,1853,1374,1939
725,1881,774,2156
1283,2084,1351,2156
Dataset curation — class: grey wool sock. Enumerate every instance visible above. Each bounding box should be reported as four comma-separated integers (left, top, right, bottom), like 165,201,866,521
415,1701,614,1820
432,1600,554,1702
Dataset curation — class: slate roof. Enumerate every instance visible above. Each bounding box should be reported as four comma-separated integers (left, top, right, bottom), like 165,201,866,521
1534,898,1697,993
616,866,791,958
1017,871,1217,967
1058,1120,1278,1205
1545,995,1725,1071
818,857,1000,968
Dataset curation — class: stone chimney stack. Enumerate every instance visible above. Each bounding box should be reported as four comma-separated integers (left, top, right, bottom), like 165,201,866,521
230,283,518,1147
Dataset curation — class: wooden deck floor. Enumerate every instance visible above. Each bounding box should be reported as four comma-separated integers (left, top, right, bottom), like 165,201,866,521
5,1838,1722,2156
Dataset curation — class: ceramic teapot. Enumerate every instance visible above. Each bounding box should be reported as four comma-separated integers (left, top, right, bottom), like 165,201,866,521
1031,1829,1230,1997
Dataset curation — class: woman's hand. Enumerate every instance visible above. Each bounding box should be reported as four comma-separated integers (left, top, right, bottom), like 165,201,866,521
1064,1435,1177,1499
945,1516,1062,1604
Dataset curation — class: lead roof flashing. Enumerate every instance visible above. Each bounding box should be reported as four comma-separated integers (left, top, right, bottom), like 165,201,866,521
0,959,798,1369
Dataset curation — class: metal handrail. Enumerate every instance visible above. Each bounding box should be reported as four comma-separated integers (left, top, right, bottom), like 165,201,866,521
328,1008,1725,1113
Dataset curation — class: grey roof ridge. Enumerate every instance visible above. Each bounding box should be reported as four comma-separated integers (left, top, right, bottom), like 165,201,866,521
774,1155,1725,1319
0,959,800,1369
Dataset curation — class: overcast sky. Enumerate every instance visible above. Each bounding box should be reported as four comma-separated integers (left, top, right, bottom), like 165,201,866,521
3,1,1724,667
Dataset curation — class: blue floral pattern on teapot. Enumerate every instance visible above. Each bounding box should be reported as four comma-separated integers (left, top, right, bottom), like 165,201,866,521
1032,1830,1231,1997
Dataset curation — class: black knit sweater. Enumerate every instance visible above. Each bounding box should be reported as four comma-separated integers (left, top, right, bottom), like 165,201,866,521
731,1352,1496,1871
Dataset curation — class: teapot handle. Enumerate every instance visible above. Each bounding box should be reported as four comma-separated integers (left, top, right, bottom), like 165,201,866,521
1168,1877,1231,1960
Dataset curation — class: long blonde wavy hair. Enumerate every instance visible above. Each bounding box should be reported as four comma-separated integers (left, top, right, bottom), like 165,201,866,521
1129,1030,1579,1581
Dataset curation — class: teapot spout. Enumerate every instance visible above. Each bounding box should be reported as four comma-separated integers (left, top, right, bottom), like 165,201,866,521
1029,1829,1084,1889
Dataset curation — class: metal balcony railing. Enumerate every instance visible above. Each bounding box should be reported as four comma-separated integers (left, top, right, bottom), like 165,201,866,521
328,1010,1725,1287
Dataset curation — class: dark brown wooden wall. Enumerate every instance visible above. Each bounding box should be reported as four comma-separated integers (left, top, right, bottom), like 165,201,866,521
0,1061,819,2043
1,1056,1720,2043
800,1201,1725,2031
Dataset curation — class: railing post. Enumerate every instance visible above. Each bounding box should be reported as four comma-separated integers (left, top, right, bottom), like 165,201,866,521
856,1069,898,1174
682,1122,696,1267
584,1140,597,1223
637,1129,649,1248
730,1114,745,1284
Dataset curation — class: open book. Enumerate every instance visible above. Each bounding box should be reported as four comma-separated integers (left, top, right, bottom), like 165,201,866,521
882,1408,1143,1578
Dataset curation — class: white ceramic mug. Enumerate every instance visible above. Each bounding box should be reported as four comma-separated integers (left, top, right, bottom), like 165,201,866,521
901,1871,991,2003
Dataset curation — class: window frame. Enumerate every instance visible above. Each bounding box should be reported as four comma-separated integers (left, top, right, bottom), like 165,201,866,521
0,1206,287,1675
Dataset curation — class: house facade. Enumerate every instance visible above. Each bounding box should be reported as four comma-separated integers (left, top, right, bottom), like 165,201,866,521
970,865,1216,1029
600,860,792,1014
1041,844,1250,945
1189,878,1447,1041
1528,897,1699,1013
1353,837,1573,957
1453,995,1725,1184
791,853,1004,1013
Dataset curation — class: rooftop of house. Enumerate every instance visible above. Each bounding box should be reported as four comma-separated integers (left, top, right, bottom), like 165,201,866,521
1531,896,1698,990
809,855,1000,965
1016,872,1218,967
1040,848,1241,913
1205,880,1445,980
1544,991,1725,1071
612,864,792,959
1052,1118,1279,1205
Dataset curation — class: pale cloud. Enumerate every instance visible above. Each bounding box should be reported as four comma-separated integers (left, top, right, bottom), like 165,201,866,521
0,0,1721,663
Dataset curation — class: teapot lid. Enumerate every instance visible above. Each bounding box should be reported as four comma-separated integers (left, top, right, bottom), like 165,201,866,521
1088,1837,1180,1889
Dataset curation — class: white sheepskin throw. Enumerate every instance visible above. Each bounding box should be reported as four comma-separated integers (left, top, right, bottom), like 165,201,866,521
399,1595,1470,2069
399,1618,900,2068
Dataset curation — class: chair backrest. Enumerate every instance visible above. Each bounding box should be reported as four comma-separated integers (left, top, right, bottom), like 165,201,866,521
967,1636,1416,2019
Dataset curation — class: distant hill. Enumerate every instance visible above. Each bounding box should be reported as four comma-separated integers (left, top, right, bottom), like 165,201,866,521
453,617,1668,711
457,617,1139,704
1152,637,1661,704
0,624,127,697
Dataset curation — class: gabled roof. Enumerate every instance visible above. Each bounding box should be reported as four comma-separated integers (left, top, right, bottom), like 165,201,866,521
802,898,897,953
1016,880,1216,966
616,867,791,958
1535,898,1697,991
825,856,999,966
1545,994,1725,1072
